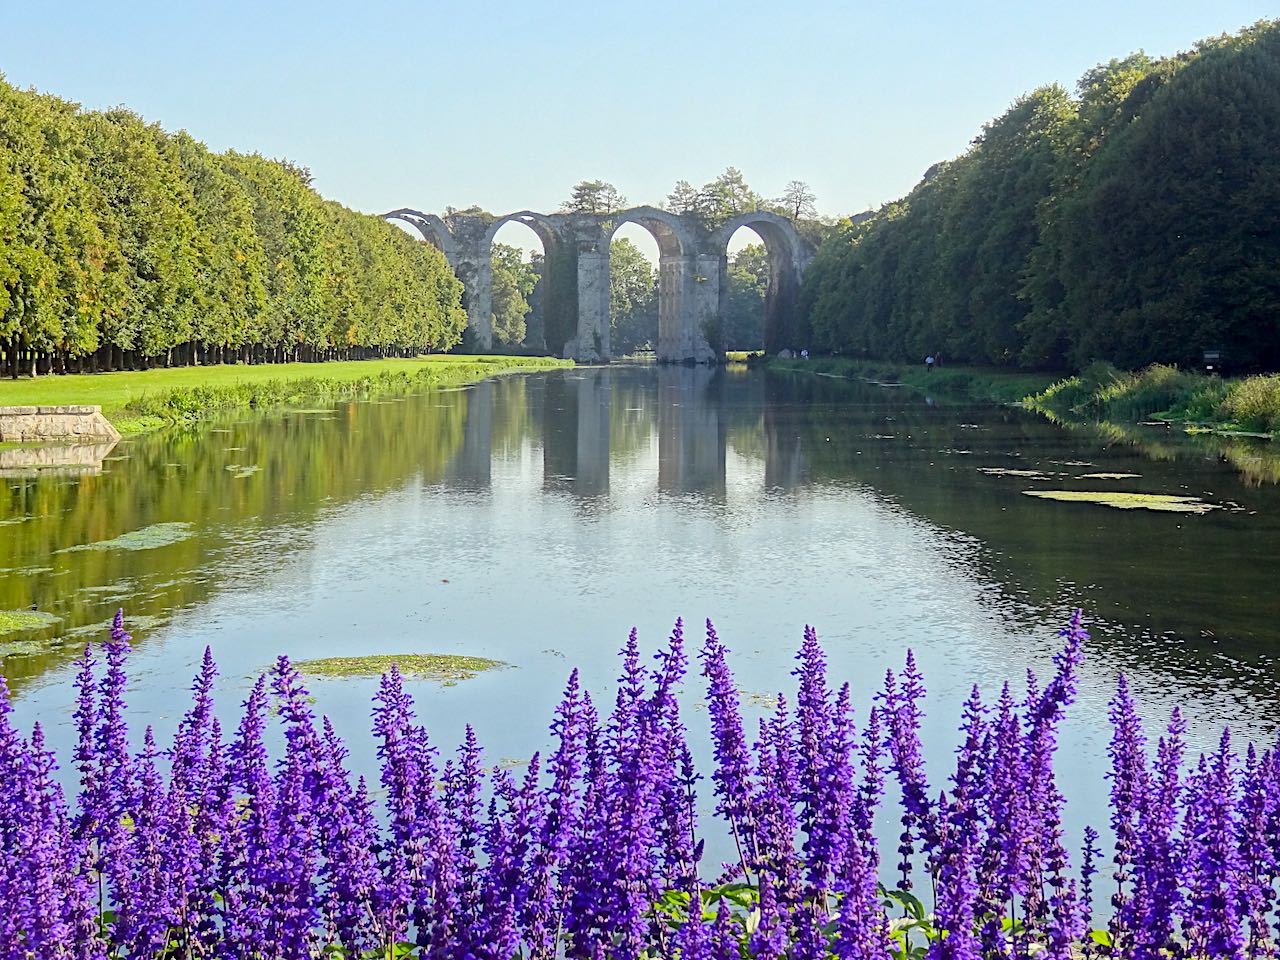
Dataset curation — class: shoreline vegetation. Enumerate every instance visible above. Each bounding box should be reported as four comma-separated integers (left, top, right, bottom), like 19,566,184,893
770,356,1280,439
0,355,571,434
1029,363,1280,437
4,610,1280,956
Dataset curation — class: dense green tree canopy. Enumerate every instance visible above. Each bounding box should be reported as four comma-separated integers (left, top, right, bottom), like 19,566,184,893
560,180,626,215
0,76,465,374
801,21,1280,373
723,244,768,350
609,238,657,353
490,242,538,346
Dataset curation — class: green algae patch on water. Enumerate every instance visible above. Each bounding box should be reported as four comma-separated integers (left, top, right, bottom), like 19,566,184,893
294,652,509,685
0,609,61,635
979,467,1058,480
59,521,195,553
1021,490,1218,514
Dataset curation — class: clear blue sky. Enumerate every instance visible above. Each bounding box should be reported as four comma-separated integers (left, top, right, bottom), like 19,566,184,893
1,1,1272,221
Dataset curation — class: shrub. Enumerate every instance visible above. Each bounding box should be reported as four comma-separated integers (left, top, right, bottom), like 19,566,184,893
1219,374,1280,432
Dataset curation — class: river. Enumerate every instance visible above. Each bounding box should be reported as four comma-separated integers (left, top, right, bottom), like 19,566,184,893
2,364,1278,842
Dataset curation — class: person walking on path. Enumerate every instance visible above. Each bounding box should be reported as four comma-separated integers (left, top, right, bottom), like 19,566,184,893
925,354,935,373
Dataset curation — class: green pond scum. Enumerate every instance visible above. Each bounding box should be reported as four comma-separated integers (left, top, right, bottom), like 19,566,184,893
293,652,509,684
58,522,195,553
1021,490,1218,514
0,610,60,636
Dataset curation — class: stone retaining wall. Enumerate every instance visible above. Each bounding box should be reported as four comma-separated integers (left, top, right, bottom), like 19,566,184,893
0,406,121,442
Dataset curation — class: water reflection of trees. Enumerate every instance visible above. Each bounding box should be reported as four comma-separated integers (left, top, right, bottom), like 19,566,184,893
771,371,1280,719
6,366,1275,720
0,395,467,691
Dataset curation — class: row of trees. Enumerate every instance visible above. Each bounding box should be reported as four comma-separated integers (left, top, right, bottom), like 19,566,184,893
801,20,1280,372
559,171,821,232
0,77,466,376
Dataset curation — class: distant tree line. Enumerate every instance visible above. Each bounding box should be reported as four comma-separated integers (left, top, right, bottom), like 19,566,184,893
0,77,466,377
800,21,1280,372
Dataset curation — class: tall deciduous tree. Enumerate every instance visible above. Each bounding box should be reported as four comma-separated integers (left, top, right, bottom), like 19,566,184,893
491,243,538,346
777,180,818,221
561,180,627,215
609,238,657,353
722,244,768,349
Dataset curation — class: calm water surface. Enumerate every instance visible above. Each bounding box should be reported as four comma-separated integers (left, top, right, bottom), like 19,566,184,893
2,365,1279,840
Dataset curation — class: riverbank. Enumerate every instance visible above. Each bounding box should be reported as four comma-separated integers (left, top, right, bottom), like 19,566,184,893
1029,363,1280,437
0,355,571,434
769,356,1060,404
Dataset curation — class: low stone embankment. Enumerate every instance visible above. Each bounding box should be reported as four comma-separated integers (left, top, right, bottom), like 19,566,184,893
0,405,121,442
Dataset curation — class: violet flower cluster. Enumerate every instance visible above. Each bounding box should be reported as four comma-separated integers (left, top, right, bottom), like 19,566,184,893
1,609,1278,959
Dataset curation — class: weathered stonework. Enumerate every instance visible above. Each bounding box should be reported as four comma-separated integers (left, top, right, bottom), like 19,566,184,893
0,406,121,443
0,440,118,478
385,205,814,364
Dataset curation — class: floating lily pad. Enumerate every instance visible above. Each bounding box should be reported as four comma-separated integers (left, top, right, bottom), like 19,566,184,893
0,638,50,657
0,609,61,635
739,688,780,709
294,652,509,684
1021,491,1218,514
1078,472,1142,480
59,522,195,553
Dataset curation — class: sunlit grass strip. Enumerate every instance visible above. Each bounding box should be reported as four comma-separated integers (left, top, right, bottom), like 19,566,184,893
0,355,571,434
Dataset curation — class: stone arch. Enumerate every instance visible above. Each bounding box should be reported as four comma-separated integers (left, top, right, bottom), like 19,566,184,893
602,206,696,259
710,212,812,355
383,208,458,263
483,212,568,355
482,211,563,255
589,207,714,363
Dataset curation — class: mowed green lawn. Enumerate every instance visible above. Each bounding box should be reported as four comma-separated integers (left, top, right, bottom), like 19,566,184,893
0,355,569,431
0,356,561,413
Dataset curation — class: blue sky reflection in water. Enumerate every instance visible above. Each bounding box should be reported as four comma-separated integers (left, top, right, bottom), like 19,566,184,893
2,366,1279,852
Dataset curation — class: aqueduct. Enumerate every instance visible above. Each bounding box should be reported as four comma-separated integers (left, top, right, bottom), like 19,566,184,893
384,206,814,362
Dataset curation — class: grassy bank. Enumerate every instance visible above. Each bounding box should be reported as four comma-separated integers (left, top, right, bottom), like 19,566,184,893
1029,363,1280,436
0,355,571,434
770,356,1061,404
